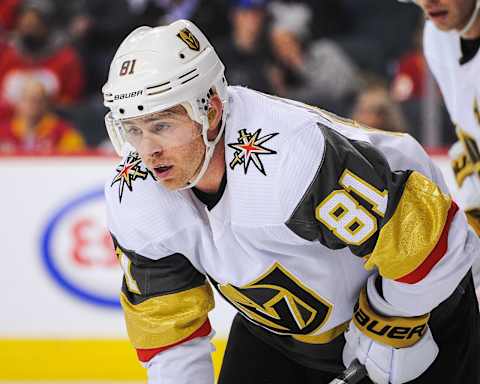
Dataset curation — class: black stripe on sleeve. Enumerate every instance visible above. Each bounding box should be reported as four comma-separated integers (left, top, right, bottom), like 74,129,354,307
111,235,206,305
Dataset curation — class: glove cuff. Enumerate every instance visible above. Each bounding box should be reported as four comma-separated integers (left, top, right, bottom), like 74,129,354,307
352,282,430,348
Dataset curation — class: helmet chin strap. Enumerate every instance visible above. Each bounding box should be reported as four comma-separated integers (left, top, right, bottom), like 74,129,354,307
177,106,227,191
459,0,480,36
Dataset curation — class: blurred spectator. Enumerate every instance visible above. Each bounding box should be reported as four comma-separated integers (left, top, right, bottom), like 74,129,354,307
351,79,408,133
271,0,352,40
391,20,426,102
0,79,86,153
0,0,22,32
268,2,361,114
64,0,135,96
48,0,86,30
0,0,86,118
338,0,421,76
216,0,275,93
389,19,454,144
59,0,230,96
126,0,230,42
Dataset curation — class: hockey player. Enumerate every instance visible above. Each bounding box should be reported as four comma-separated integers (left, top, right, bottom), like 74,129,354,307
400,0,480,236
102,20,480,384
399,0,480,298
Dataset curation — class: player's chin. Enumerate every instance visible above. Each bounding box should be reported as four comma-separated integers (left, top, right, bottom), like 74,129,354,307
430,17,456,31
160,173,192,191
434,22,454,31
156,166,198,190
157,177,182,191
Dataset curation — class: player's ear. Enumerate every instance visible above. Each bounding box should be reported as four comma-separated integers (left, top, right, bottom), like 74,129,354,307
207,94,223,132
208,108,216,123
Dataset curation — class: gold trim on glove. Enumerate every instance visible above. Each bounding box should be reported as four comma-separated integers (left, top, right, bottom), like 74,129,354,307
352,288,430,348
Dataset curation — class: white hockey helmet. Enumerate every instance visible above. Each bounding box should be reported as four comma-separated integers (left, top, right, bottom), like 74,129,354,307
102,19,228,158
398,0,480,36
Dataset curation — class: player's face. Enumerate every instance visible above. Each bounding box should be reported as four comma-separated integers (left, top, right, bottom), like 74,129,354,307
121,106,205,190
415,0,476,31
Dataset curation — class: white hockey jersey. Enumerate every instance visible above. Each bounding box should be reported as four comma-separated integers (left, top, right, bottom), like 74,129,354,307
105,86,478,383
423,21,480,229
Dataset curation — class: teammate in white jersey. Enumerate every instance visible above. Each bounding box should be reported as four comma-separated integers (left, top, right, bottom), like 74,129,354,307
401,0,480,236
102,20,480,384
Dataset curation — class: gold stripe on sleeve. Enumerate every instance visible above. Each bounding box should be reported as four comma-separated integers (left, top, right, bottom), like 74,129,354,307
120,282,214,349
364,171,451,280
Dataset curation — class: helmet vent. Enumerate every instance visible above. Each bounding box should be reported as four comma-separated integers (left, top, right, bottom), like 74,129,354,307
180,73,200,84
178,68,197,79
147,87,173,96
180,73,199,85
146,81,170,89
146,81,172,96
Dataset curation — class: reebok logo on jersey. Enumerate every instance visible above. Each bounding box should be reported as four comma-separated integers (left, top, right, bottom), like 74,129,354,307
111,152,152,202
228,128,278,175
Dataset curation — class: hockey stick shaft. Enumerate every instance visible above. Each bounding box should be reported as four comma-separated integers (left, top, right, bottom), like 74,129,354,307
328,359,367,384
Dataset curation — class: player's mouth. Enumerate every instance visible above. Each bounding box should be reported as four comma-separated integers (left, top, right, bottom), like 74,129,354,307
427,10,448,22
153,164,173,179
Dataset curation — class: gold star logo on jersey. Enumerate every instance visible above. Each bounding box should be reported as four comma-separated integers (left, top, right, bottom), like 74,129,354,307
228,128,278,175
177,28,200,51
111,152,151,202
474,97,480,126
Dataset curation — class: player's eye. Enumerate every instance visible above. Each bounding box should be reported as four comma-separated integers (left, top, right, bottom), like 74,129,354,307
150,123,170,134
125,126,142,136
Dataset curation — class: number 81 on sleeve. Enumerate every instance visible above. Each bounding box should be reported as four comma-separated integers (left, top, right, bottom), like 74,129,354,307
315,170,388,246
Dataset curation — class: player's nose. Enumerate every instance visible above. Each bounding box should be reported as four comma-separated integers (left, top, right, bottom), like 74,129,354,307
138,133,164,159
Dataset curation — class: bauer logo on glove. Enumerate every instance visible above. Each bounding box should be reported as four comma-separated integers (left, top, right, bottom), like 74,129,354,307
352,289,430,348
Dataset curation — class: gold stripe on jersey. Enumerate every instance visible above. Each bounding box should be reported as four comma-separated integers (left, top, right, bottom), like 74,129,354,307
364,171,452,280
466,209,480,236
292,320,349,344
458,130,480,173
120,282,214,349
451,151,475,187
353,288,430,348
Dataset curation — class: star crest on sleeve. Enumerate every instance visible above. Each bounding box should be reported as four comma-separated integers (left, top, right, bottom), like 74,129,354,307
228,128,279,175
111,152,152,202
